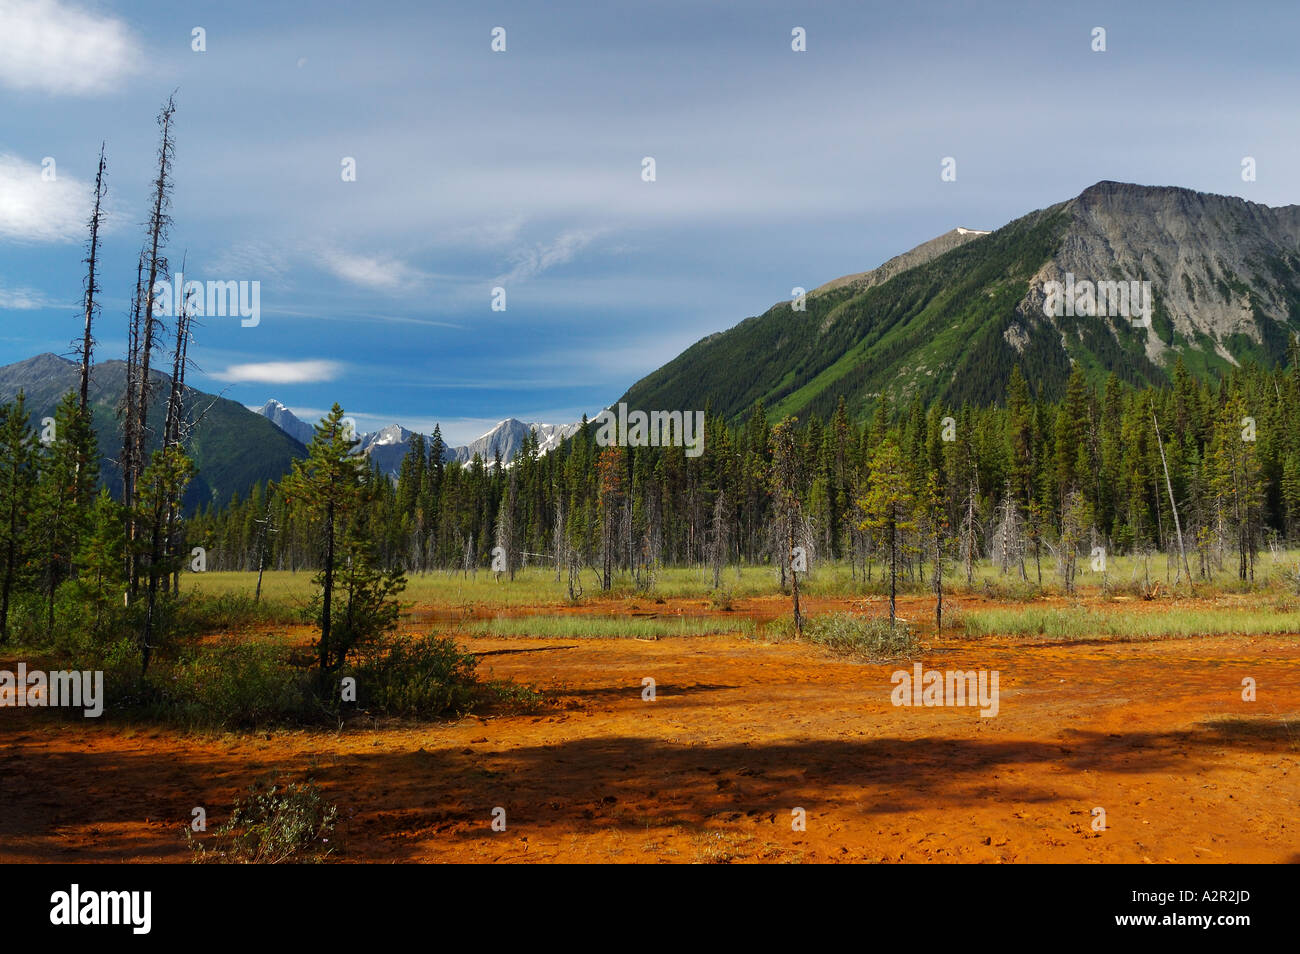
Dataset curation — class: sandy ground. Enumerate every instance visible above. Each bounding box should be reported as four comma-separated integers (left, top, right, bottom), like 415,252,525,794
2,596,1297,863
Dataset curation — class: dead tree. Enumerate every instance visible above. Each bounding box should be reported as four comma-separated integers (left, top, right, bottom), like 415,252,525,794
162,276,195,596
770,418,806,636
961,477,979,586
129,95,177,600
120,249,145,584
1153,411,1192,586
708,491,730,589
553,497,565,583
77,143,107,415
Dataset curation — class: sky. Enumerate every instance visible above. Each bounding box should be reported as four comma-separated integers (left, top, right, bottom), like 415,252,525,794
1,0,1298,444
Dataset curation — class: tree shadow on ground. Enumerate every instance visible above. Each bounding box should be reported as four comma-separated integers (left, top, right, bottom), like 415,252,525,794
8,711,1295,861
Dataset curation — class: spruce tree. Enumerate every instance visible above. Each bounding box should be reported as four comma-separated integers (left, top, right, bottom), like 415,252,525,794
281,404,366,682
0,395,35,642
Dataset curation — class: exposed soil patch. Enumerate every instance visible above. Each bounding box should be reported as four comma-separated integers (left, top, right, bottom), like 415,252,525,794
2,601,1296,863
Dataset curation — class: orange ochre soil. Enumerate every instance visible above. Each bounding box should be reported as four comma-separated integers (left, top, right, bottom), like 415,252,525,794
1,594,1297,863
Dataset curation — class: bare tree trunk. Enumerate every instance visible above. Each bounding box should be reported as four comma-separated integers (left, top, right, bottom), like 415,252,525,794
932,524,944,634
78,143,107,414
788,512,802,636
888,516,898,625
132,96,177,605
319,497,335,684
553,498,564,583
121,250,144,592
963,481,977,586
1153,411,1192,586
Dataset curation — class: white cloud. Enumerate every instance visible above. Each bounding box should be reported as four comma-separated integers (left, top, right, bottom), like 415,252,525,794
208,241,292,281
496,227,609,284
212,359,343,384
0,0,140,95
0,282,62,309
320,249,429,291
0,153,93,243
443,216,525,250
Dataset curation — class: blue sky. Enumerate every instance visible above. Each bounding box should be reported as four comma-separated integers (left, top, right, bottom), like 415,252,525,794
1,0,1297,444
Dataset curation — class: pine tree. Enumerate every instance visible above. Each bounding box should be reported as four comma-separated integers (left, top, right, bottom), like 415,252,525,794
135,443,194,671
73,489,126,640
281,405,366,682
859,437,916,625
33,393,95,640
0,395,35,642
770,418,807,635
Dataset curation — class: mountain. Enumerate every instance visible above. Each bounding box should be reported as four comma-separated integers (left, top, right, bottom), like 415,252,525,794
254,402,580,476
0,354,306,508
255,399,314,445
621,181,1300,421
446,419,580,466
356,423,415,476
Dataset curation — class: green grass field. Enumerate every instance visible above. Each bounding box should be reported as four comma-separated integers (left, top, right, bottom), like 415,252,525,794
184,548,1300,610
960,605,1300,641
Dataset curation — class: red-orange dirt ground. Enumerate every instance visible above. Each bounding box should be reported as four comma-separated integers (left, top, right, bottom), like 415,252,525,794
2,595,1297,863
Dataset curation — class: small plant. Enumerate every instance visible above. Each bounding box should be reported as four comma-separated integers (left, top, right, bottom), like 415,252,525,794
347,632,480,717
708,587,734,611
802,612,919,661
160,638,316,728
190,777,338,864
484,678,547,713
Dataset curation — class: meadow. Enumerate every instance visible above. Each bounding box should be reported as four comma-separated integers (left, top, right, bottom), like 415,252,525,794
3,551,1298,864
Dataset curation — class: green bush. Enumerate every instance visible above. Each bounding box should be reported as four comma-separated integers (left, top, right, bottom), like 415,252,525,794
189,777,337,864
347,632,480,717
484,678,547,713
708,587,734,611
2,591,56,647
156,639,317,728
801,612,919,661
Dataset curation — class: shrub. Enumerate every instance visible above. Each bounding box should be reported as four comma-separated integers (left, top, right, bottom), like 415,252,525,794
484,678,547,713
708,587,734,611
802,612,919,661
156,639,317,728
190,777,337,863
347,632,480,718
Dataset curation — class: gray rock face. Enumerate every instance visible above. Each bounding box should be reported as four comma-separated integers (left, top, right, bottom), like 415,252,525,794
255,400,314,445
812,226,991,300
446,419,581,466
1021,181,1300,367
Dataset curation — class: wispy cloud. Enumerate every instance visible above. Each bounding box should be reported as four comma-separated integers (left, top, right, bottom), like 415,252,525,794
209,241,293,281
443,216,526,250
495,227,610,284
211,359,343,384
320,249,430,292
0,153,95,243
262,306,462,330
0,282,65,310
0,0,140,95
